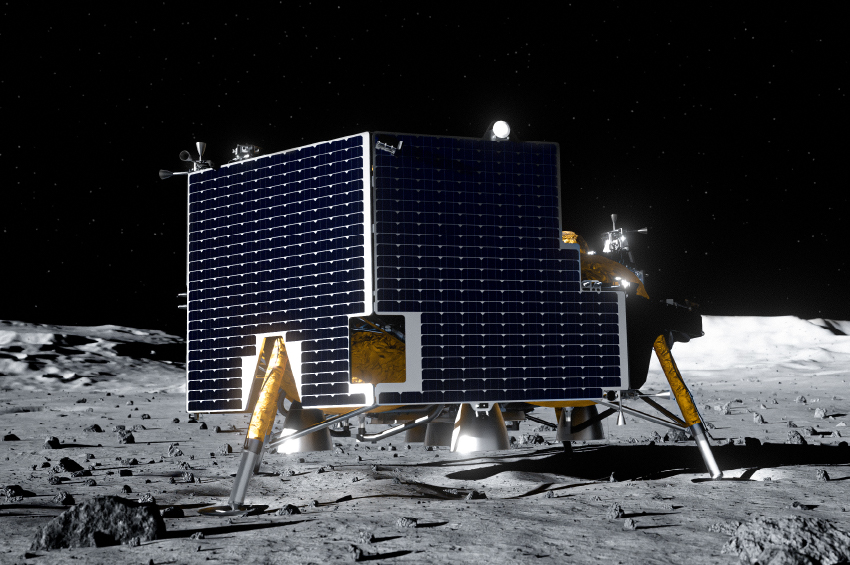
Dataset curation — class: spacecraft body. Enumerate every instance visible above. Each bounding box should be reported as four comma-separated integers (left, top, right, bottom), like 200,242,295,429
180,129,721,514
184,131,687,415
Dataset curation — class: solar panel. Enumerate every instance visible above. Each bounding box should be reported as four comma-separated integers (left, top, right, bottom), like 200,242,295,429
186,134,372,413
185,131,629,413
370,132,628,405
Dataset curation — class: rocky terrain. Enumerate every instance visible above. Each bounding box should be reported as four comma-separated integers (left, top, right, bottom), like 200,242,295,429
0,316,848,564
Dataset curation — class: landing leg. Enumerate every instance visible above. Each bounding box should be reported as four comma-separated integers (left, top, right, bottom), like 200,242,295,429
653,335,722,479
200,337,290,516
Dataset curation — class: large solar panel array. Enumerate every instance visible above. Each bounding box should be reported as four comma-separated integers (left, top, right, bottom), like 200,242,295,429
371,133,627,405
186,134,371,413
185,130,628,413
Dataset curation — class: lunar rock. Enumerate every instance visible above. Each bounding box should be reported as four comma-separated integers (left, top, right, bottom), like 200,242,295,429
722,516,850,565
5,485,23,497
56,457,83,473
3,433,20,441
218,443,233,455
623,518,637,530
815,408,827,419
167,443,183,457
816,469,830,482
52,491,75,505
277,504,301,516
160,506,183,518
83,424,103,433
396,517,418,528
117,430,134,444
607,503,625,519
787,431,807,445
43,436,60,449
30,496,166,549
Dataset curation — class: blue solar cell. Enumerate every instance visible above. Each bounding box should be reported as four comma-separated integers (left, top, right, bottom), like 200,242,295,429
371,132,625,405
187,134,369,413
187,131,626,412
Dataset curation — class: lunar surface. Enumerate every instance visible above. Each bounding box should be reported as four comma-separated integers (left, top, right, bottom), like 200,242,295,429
1,316,848,564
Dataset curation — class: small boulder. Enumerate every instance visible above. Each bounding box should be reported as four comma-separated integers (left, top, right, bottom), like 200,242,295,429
606,503,625,519
276,504,301,516
43,437,61,449
3,433,20,441
52,491,75,506
160,506,184,518
56,457,84,473
30,496,165,549
83,424,103,433
117,431,135,444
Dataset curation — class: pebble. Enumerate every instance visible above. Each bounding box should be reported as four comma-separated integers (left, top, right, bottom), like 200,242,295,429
160,506,184,518
52,491,74,505
787,431,807,445
277,504,301,516
117,430,135,444
396,517,417,528
43,437,61,449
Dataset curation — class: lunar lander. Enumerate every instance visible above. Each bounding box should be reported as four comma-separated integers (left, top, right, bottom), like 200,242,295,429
160,121,722,515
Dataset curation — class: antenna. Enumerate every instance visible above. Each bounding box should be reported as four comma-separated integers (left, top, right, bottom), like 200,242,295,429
159,142,214,179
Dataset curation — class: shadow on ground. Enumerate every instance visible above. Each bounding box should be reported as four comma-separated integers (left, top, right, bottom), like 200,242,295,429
443,443,850,482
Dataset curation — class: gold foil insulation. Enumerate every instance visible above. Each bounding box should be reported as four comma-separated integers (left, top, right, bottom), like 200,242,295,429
563,230,649,299
247,338,292,440
350,327,406,386
652,334,701,426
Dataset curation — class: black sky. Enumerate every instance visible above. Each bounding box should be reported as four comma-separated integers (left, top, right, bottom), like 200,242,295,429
3,3,847,337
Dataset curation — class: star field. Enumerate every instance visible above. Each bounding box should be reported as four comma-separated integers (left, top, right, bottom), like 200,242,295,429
1,3,846,335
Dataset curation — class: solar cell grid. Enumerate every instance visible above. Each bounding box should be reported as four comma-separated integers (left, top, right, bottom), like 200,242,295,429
371,133,626,406
186,134,370,413
184,131,627,413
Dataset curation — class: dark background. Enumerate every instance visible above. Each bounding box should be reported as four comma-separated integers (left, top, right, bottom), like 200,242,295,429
3,3,846,338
